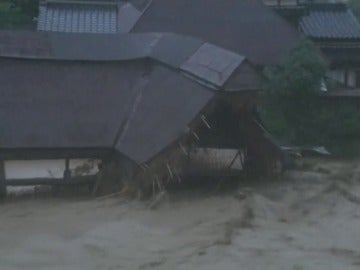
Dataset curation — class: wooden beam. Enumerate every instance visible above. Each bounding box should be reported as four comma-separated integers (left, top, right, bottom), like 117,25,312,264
0,160,7,199
5,176,96,187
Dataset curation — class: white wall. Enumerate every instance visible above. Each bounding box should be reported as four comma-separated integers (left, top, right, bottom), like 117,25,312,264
4,159,100,180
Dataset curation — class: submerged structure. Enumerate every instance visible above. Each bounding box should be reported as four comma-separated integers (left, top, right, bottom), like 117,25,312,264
0,31,283,197
0,0,301,197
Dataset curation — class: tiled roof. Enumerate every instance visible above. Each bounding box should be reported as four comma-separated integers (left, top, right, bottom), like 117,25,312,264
300,5,360,39
36,0,301,65
37,0,147,33
131,0,301,65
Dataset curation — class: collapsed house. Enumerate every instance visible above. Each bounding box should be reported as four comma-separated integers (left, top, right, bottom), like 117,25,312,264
0,1,302,197
0,31,284,197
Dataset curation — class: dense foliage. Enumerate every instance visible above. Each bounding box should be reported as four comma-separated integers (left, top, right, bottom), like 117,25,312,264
262,40,326,144
0,0,38,29
349,0,360,20
262,40,360,156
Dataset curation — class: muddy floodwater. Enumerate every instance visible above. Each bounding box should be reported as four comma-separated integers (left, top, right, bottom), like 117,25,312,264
0,158,360,270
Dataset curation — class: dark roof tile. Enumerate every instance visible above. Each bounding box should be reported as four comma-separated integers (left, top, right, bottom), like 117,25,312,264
37,0,151,33
300,6,360,39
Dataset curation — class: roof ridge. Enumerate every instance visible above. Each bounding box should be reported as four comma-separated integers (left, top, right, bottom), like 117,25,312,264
0,31,246,89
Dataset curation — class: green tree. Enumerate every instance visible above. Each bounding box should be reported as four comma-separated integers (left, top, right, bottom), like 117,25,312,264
12,0,38,18
0,1,21,28
349,0,360,20
262,39,327,145
0,0,38,29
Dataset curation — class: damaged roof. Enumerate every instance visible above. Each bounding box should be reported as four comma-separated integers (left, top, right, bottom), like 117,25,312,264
0,59,213,164
300,4,360,40
0,31,259,164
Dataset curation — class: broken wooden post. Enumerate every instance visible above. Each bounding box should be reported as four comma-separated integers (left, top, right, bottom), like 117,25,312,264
148,191,167,210
0,160,7,200
155,174,162,191
166,163,173,179
201,114,211,129
227,151,240,169
152,179,156,197
192,132,200,141
179,143,188,155
173,167,182,183
63,158,71,181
